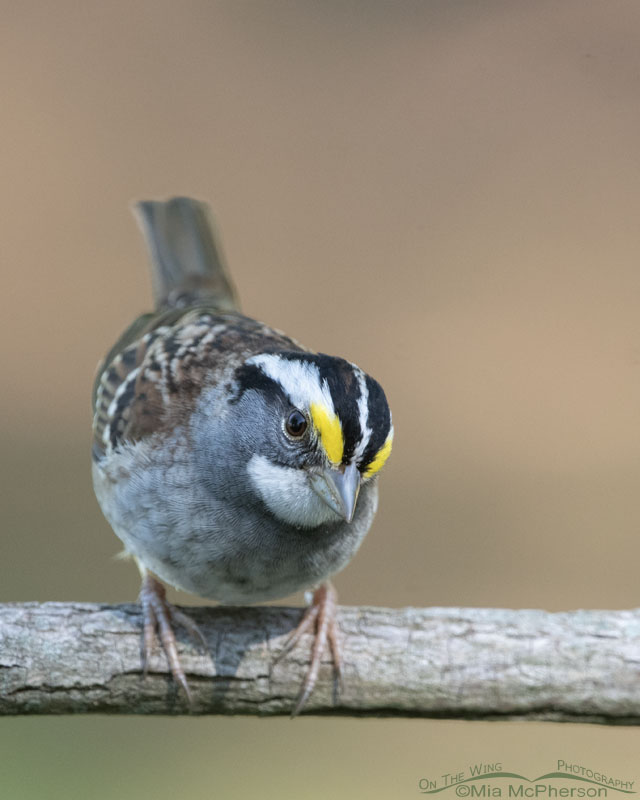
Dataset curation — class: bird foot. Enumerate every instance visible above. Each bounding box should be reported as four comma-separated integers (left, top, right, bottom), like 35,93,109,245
276,582,342,717
139,574,206,705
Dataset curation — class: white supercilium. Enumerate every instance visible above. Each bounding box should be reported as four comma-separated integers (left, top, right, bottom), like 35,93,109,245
247,354,335,415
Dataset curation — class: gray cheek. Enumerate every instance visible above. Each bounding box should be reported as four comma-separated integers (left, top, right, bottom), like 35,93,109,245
190,387,301,501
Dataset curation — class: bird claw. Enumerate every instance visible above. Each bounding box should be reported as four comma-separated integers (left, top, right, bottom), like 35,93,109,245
138,573,341,715
274,603,319,664
138,574,206,705
278,582,342,717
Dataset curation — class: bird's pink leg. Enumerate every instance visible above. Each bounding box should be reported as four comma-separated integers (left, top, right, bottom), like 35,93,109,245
278,582,342,716
138,571,205,705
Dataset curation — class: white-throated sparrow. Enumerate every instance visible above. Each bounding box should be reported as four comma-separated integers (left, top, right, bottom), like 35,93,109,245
92,197,393,713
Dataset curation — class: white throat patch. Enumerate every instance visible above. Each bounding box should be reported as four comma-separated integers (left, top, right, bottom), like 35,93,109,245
247,454,341,528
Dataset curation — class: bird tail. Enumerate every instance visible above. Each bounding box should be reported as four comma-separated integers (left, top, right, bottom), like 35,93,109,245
133,196,240,312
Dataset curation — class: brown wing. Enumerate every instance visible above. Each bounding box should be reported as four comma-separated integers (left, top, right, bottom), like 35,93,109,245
92,307,303,460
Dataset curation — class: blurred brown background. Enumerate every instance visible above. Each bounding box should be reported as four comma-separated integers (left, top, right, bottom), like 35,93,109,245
2,1,640,797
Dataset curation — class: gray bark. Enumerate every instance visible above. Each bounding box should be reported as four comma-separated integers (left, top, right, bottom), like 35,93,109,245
1,602,639,723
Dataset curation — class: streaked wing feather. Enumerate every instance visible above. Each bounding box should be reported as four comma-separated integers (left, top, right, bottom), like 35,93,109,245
92,307,304,460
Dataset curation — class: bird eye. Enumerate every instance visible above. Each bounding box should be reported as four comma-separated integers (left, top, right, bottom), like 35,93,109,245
285,409,307,437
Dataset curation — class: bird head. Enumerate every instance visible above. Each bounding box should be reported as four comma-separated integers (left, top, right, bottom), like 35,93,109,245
229,351,393,528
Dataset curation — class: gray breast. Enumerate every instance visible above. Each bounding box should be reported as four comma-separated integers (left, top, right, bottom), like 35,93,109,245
92,432,379,604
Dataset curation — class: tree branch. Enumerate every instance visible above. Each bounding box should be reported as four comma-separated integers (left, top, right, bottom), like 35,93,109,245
1,602,639,722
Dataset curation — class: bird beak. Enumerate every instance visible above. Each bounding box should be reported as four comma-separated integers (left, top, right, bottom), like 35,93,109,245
308,462,361,522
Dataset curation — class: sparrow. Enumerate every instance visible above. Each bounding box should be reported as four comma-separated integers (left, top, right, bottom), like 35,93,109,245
92,197,393,713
